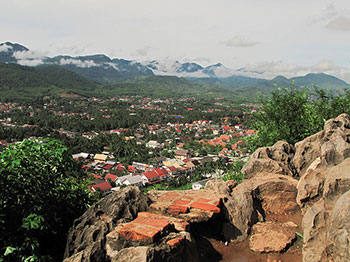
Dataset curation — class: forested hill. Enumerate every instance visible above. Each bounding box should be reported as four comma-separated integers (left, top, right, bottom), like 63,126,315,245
0,63,243,102
102,75,235,99
0,63,99,101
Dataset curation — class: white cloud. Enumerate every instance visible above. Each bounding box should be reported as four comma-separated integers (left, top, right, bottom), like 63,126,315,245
238,60,350,83
13,50,47,60
59,58,98,68
241,61,307,76
223,36,259,48
0,44,12,52
17,59,43,66
325,16,350,31
209,65,236,78
311,60,338,72
12,50,46,67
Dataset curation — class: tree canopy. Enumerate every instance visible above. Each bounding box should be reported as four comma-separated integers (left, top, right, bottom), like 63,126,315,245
248,85,350,150
0,139,95,261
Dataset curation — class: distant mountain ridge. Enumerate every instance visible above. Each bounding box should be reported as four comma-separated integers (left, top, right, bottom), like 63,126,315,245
0,41,349,91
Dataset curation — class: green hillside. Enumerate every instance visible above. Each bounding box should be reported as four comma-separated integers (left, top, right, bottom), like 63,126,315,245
0,63,99,101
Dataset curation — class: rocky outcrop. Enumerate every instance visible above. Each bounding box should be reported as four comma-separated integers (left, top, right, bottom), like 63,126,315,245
293,114,350,177
64,187,151,262
64,114,350,262
241,141,296,178
222,174,299,241
249,221,297,253
243,114,350,262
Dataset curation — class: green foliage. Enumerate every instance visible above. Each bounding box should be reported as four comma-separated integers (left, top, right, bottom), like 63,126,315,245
247,85,350,151
222,161,244,183
0,139,95,261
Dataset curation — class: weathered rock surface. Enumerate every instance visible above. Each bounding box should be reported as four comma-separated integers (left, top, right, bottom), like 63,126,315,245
241,141,296,178
295,115,350,262
240,114,350,262
64,187,150,262
148,189,223,223
301,159,350,262
293,114,350,177
249,221,297,253
223,174,299,241
321,190,350,262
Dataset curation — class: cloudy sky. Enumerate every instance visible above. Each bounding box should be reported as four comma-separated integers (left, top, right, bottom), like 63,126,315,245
1,0,350,81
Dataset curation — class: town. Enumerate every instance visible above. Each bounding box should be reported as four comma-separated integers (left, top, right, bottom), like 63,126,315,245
0,95,258,193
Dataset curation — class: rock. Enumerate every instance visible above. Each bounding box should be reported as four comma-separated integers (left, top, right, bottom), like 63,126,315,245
116,212,172,244
255,177,298,215
296,158,326,206
223,174,298,241
322,158,350,201
301,201,327,262
242,141,296,178
293,114,350,177
64,187,150,262
108,231,199,262
148,189,224,223
249,221,297,253
111,246,150,262
301,159,350,262
321,190,350,262
205,179,231,196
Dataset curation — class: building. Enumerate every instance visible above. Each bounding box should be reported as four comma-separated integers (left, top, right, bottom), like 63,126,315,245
175,149,190,160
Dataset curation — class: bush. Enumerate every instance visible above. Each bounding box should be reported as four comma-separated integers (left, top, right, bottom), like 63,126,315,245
0,139,95,261
248,85,350,151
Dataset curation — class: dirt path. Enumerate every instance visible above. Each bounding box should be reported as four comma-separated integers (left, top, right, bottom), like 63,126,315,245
209,238,302,262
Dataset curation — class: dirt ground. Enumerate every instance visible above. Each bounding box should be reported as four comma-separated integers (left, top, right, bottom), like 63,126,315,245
207,211,303,262
209,237,302,262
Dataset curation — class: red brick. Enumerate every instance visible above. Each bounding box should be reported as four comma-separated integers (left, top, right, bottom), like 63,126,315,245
118,224,161,243
167,237,185,247
190,202,221,213
136,212,171,228
167,205,189,215
158,192,180,201
173,199,191,205
117,212,172,244
197,198,212,203
182,196,194,200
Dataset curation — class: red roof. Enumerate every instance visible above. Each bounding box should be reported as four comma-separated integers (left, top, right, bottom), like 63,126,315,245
128,166,136,172
168,166,177,172
105,173,118,181
154,168,165,175
155,168,169,177
103,164,114,170
91,181,112,192
143,170,159,180
92,174,102,179
117,164,126,171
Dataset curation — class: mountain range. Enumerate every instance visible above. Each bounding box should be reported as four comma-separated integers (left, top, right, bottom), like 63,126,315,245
0,41,349,99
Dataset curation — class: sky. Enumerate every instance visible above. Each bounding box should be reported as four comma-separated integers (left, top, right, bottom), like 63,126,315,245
1,0,350,81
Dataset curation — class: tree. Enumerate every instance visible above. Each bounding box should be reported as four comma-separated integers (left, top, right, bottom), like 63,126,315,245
248,85,318,150
248,85,350,151
0,139,95,261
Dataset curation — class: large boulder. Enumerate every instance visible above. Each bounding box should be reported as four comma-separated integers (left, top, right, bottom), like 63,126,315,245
293,114,350,177
321,190,350,262
242,141,296,178
301,158,350,262
64,187,151,262
249,221,297,253
223,174,298,241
